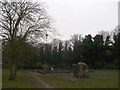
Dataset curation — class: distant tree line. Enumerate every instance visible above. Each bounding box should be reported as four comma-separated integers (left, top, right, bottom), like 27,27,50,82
36,28,119,69
3,28,119,70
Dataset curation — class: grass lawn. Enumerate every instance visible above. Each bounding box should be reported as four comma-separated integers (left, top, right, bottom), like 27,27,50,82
40,70,118,88
2,69,119,88
0,68,2,89
2,69,44,88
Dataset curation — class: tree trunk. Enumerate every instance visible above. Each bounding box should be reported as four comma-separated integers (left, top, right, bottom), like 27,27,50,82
9,64,14,80
13,64,17,77
9,64,17,80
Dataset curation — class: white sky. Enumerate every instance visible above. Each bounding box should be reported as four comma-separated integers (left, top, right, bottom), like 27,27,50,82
32,0,118,40
40,0,118,40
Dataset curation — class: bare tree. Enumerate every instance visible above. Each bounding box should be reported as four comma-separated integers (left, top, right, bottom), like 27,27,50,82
98,30,111,46
70,34,83,46
0,0,52,80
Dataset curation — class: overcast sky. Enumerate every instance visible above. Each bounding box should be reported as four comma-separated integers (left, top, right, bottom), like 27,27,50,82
39,0,118,40
0,0,118,41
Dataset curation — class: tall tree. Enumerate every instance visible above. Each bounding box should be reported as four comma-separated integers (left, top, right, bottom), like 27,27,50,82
0,0,52,80
82,34,94,66
51,46,58,65
58,42,63,64
70,34,83,63
92,34,104,68
112,27,120,65
98,30,110,45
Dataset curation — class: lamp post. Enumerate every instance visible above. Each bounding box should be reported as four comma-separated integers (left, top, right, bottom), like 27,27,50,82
45,31,48,73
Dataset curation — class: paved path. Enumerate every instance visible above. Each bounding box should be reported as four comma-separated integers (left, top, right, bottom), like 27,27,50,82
30,71,54,88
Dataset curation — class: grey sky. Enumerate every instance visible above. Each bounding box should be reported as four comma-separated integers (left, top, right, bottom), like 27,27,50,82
39,0,118,40
0,0,118,41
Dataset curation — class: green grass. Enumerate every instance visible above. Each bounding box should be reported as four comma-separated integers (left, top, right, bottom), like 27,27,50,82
2,69,44,88
2,69,118,88
40,70,118,88
0,68,2,89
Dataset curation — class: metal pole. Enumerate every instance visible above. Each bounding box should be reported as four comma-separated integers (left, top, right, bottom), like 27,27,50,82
45,31,48,73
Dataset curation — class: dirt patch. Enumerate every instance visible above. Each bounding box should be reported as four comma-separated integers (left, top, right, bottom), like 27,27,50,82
30,71,54,88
